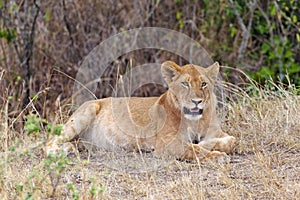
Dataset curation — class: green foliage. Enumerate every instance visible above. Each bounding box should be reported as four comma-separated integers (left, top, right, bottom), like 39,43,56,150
0,29,16,44
249,0,300,85
0,144,71,198
46,123,63,136
45,152,72,197
24,113,63,136
43,8,51,22
89,177,106,197
196,0,300,85
67,182,79,200
24,113,41,136
44,153,70,175
176,11,184,30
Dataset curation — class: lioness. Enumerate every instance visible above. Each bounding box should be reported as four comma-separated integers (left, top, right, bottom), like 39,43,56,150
47,61,236,162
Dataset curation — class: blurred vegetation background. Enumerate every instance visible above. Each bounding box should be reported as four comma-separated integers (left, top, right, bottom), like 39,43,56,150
0,0,299,123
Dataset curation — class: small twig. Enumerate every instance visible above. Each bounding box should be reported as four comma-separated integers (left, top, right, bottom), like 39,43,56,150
0,69,4,80
53,68,97,100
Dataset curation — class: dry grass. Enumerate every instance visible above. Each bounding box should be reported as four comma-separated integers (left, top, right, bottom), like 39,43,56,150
0,80,300,199
1,1,299,198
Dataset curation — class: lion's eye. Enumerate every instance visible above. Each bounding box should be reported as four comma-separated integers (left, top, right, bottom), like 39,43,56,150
181,82,190,88
201,82,207,88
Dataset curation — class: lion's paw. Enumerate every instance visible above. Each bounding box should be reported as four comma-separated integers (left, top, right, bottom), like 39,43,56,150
225,136,236,154
204,151,230,163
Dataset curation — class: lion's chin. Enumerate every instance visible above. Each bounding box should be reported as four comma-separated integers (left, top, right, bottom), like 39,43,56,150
184,114,202,121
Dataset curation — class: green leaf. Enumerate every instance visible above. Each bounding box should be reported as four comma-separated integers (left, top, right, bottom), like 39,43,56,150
32,94,38,101
261,42,270,54
16,184,23,192
292,15,297,23
269,51,275,59
179,20,184,29
256,24,268,34
90,187,96,196
273,35,281,45
25,193,33,200
288,64,300,74
258,67,274,78
67,183,75,190
270,3,276,16
230,27,237,38
12,4,18,10
296,33,300,43
277,45,283,55
176,12,181,20
284,50,293,58
44,8,51,21
99,186,106,193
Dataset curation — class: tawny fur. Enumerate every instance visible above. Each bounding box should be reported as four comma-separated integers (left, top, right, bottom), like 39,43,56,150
47,61,236,162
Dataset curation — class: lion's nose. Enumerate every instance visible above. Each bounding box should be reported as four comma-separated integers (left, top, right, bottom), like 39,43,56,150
191,99,202,105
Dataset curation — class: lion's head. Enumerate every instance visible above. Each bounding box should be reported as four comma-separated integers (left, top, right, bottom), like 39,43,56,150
161,61,219,121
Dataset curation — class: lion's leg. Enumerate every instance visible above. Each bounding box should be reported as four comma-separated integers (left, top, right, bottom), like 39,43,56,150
181,144,229,162
46,101,101,156
199,132,236,154
154,138,229,162
212,132,236,154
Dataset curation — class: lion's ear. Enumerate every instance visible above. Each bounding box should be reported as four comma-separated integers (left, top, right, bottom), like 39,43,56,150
161,61,182,84
206,62,220,85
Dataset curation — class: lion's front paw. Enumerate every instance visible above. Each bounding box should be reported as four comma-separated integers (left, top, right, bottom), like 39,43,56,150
224,136,236,154
204,151,230,163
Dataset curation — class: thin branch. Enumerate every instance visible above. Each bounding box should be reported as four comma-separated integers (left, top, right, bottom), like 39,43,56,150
228,0,256,61
273,1,286,80
62,0,74,46
22,0,40,69
256,2,274,43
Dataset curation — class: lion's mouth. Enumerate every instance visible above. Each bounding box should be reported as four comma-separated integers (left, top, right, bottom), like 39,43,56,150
183,107,203,115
